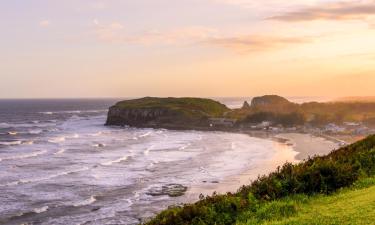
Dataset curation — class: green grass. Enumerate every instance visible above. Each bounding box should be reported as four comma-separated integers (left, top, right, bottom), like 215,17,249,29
115,97,230,117
237,177,375,225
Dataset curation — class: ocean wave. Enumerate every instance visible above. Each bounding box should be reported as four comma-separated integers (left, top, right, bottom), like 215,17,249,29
21,140,34,145
0,122,56,129
55,148,66,155
1,167,90,186
34,206,49,213
39,109,108,115
100,156,129,166
71,134,79,138
28,129,43,134
139,131,152,138
0,150,47,162
0,140,34,146
48,137,66,143
0,140,22,146
74,196,97,207
89,131,103,137
143,145,155,156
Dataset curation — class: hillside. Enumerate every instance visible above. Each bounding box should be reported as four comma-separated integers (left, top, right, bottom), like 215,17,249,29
105,97,230,129
335,96,375,103
230,95,375,127
145,135,375,225
257,178,375,225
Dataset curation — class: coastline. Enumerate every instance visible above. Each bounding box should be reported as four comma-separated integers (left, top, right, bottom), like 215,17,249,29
182,131,340,204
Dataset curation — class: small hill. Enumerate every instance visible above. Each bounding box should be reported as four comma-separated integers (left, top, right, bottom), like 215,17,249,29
105,97,230,129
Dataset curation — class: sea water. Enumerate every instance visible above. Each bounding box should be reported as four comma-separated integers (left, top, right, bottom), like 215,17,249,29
0,98,302,224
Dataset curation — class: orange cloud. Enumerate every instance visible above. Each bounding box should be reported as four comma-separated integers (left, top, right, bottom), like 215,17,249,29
207,35,312,53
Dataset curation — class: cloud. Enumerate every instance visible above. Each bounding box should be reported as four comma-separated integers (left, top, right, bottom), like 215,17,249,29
207,35,312,53
92,21,311,53
93,21,218,45
39,20,51,27
269,1,375,22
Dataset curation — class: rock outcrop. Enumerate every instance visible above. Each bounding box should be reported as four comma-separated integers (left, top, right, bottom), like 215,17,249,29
241,101,251,110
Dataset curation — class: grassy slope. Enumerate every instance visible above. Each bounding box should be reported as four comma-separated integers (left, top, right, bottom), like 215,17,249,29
237,177,375,225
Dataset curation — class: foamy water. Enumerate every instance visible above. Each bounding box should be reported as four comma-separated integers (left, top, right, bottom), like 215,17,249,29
0,99,307,225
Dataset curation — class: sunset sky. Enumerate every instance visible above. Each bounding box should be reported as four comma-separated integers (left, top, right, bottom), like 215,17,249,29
1,0,375,98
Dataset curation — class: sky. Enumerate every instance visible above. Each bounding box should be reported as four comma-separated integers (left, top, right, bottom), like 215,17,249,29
1,0,375,98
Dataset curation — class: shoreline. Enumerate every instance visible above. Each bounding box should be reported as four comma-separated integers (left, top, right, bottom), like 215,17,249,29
183,131,340,204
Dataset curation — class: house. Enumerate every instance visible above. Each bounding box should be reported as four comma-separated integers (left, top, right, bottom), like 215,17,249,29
324,123,346,133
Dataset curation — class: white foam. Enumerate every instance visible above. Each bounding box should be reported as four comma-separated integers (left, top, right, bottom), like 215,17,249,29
1,167,90,186
55,149,66,155
41,112,54,115
89,131,103,137
139,132,152,138
101,156,129,166
0,122,55,129
74,196,97,207
71,134,79,138
29,129,43,134
48,137,66,143
3,150,47,161
21,140,34,145
0,140,22,146
34,206,49,213
144,145,154,156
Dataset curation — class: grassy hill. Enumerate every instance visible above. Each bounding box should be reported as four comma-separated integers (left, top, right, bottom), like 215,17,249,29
237,177,375,225
145,135,375,225
106,97,231,128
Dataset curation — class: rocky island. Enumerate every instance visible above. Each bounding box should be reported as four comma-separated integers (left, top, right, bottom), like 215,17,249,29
105,97,231,130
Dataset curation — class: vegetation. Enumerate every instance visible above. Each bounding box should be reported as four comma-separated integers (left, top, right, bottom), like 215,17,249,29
145,135,375,225
114,97,230,118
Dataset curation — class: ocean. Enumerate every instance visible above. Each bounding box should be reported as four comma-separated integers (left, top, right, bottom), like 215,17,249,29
0,98,318,224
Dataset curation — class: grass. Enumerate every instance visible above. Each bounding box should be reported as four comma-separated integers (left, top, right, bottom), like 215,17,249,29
237,177,375,225
114,97,230,117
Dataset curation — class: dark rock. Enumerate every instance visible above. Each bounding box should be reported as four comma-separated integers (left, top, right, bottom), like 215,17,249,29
146,184,188,197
